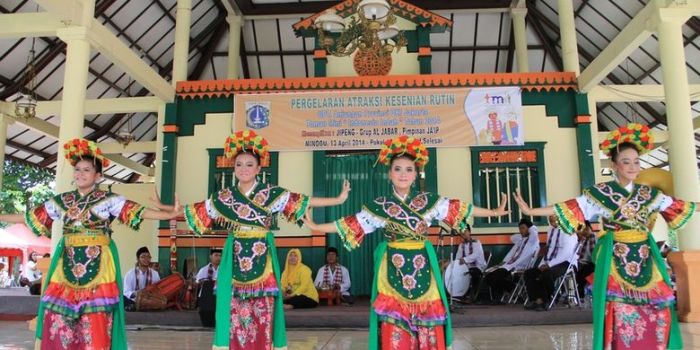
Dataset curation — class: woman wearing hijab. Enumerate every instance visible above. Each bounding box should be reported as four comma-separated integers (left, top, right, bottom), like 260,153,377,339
281,249,318,310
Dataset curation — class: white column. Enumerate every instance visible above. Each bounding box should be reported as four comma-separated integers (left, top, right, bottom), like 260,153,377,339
172,0,192,85
54,26,91,246
511,8,529,73
658,13,700,250
0,114,7,190
557,0,580,75
227,15,242,79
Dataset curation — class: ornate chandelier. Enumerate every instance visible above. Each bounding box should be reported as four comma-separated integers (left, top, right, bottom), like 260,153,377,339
15,38,38,120
314,0,406,76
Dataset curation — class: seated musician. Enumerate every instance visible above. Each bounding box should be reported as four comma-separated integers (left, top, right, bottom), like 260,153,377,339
314,247,353,305
575,220,596,299
523,215,578,311
455,224,486,299
483,218,539,302
196,248,222,284
123,246,161,311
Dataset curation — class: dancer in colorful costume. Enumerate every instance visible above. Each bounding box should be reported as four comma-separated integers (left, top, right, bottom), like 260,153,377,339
179,130,350,350
0,138,181,350
304,135,509,350
513,123,698,350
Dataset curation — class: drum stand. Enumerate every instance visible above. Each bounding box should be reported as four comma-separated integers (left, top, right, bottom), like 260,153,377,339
447,233,457,310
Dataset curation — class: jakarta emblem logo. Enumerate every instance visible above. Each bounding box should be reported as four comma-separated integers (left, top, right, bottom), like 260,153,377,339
246,102,270,129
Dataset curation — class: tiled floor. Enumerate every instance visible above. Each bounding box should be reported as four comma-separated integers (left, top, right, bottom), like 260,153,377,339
1,321,700,349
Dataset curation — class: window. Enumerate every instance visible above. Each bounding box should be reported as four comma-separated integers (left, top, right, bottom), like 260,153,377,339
470,142,547,227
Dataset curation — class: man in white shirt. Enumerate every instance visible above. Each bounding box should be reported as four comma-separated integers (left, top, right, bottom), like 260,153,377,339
197,248,221,327
23,251,42,295
524,215,578,311
575,220,596,298
196,248,222,283
314,247,353,305
454,224,487,298
483,218,540,302
123,246,161,311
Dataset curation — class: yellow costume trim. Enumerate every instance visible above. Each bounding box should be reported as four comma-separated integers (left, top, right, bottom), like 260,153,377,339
50,242,116,289
64,234,111,247
378,241,440,303
233,229,268,238
666,201,696,230
608,229,648,243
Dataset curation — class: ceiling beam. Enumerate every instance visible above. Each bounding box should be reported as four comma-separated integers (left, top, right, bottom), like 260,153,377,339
86,21,174,101
0,12,64,39
35,97,163,116
103,154,153,176
230,0,511,16
590,84,700,103
578,0,674,92
98,141,157,154
526,5,563,71
33,0,174,101
190,16,227,79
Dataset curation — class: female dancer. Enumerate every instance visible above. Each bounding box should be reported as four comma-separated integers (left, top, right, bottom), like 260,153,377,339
180,130,350,350
304,135,508,350
513,123,697,349
0,138,181,350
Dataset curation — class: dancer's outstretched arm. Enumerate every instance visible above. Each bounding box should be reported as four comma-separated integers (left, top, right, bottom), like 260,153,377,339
142,195,182,220
0,214,25,224
303,210,338,233
472,193,510,217
513,189,555,217
308,179,351,207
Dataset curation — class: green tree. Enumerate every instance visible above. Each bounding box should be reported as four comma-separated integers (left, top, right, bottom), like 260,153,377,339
0,159,55,226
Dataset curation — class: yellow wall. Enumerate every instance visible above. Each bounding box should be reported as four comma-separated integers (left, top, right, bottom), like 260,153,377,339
109,183,158,277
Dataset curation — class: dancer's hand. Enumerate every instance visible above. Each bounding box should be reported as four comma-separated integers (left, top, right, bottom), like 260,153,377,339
492,193,510,216
512,189,532,216
302,209,319,231
336,179,351,203
150,188,175,211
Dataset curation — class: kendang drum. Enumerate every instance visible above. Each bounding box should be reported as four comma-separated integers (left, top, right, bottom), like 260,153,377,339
443,260,471,297
135,290,168,311
136,272,186,310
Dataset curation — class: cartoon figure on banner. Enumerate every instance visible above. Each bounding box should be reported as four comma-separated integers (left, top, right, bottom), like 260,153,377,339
503,111,519,145
465,87,524,146
486,111,503,145
246,102,270,129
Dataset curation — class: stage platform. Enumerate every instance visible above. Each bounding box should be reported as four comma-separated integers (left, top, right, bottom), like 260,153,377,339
0,288,592,328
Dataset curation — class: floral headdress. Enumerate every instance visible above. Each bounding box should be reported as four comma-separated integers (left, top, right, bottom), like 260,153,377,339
376,135,430,168
63,138,110,168
224,129,270,164
600,123,654,157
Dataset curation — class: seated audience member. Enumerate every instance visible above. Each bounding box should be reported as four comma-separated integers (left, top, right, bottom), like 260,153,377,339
314,247,353,305
0,262,11,288
196,248,222,284
282,249,318,310
197,248,221,327
123,246,161,310
483,218,539,302
523,215,578,311
575,220,596,298
454,224,487,299
23,251,43,295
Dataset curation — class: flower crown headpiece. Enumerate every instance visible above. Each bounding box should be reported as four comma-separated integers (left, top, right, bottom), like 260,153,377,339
224,130,270,164
600,123,654,157
63,138,110,168
376,135,430,168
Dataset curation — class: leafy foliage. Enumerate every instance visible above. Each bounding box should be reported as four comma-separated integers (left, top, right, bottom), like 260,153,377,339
0,160,55,225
